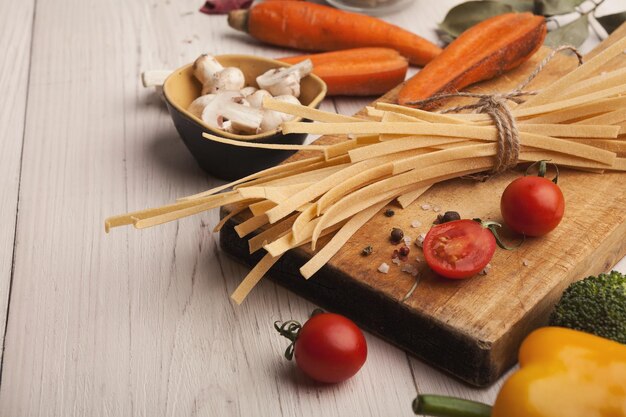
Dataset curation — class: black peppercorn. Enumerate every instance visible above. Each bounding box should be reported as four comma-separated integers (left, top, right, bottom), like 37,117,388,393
361,245,373,256
437,211,461,224
399,245,410,257
384,209,395,217
390,227,404,243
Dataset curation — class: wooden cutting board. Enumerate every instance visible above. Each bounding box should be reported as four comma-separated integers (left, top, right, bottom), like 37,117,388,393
220,25,626,386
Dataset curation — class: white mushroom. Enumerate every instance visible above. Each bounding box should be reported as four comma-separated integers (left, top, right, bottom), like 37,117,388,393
267,72,301,97
193,54,246,95
221,120,234,133
199,91,244,128
232,95,251,107
246,89,272,109
274,94,301,106
202,67,245,95
187,94,216,118
260,110,285,133
240,86,257,97
201,93,263,135
256,59,313,98
259,95,302,133
189,54,312,134
221,101,264,134
193,54,224,85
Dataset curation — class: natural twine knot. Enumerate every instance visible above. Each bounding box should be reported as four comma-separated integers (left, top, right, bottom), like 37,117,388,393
406,45,584,179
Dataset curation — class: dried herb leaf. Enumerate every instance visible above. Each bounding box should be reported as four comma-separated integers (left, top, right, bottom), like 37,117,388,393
545,15,588,47
596,12,626,35
439,1,514,39
534,0,585,16
501,0,535,12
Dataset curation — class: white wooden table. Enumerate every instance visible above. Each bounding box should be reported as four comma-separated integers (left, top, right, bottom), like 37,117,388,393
1,0,625,415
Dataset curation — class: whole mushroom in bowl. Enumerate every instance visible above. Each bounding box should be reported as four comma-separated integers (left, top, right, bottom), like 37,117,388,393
187,54,313,135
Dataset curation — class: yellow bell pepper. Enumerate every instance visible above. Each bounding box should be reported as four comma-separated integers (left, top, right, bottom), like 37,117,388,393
413,327,626,417
492,327,626,417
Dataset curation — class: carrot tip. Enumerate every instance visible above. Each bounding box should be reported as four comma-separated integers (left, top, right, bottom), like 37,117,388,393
228,9,249,32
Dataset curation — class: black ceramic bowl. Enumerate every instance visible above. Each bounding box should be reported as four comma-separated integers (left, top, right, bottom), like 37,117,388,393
162,55,327,181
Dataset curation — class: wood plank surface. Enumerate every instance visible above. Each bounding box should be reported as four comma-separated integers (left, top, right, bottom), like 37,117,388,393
0,0,421,415
0,0,625,415
0,0,36,364
221,25,626,386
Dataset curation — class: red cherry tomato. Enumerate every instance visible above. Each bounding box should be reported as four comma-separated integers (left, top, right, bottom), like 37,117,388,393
277,313,367,383
500,176,564,237
423,219,496,279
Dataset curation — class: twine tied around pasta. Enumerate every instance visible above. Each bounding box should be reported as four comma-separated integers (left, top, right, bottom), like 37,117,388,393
406,46,584,178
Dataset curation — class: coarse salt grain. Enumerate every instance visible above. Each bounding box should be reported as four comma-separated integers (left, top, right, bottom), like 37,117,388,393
411,220,421,228
522,259,530,267
480,263,492,275
433,205,441,212
403,236,412,246
421,204,432,211
378,263,390,273
415,233,426,248
415,257,421,263
402,264,419,277
392,257,402,265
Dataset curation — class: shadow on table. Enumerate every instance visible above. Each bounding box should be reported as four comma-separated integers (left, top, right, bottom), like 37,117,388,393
274,364,352,390
146,127,212,186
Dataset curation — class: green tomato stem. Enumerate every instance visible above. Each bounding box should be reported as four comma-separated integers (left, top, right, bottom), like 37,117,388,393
274,320,302,360
525,160,559,184
412,395,492,417
473,219,524,251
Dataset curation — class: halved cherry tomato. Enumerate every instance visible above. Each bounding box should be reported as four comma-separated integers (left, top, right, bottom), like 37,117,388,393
423,219,496,279
501,175,564,237
275,312,367,383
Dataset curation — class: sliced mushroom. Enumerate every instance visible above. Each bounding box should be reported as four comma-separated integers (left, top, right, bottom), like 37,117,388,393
221,101,264,134
187,94,216,118
256,59,313,98
201,94,263,135
259,95,302,133
240,86,258,97
260,110,285,133
200,91,244,128
221,120,234,133
246,90,272,109
274,95,301,106
232,95,251,107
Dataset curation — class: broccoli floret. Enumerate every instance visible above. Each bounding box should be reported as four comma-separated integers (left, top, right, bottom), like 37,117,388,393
549,270,626,344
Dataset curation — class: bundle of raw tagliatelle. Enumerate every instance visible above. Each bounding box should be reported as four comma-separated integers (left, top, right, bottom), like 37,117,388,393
106,36,626,304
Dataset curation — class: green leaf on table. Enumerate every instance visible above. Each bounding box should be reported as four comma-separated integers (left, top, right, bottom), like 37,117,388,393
545,14,589,47
534,0,585,16
500,0,535,12
596,12,626,35
438,1,514,39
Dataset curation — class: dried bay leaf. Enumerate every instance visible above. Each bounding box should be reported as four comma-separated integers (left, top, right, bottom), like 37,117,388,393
545,15,588,47
501,0,535,12
534,0,586,16
438,1,514,39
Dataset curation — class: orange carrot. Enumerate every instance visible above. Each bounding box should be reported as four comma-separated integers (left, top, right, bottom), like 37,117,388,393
228,2,442,66
279,48,408,96
397,13,547,107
